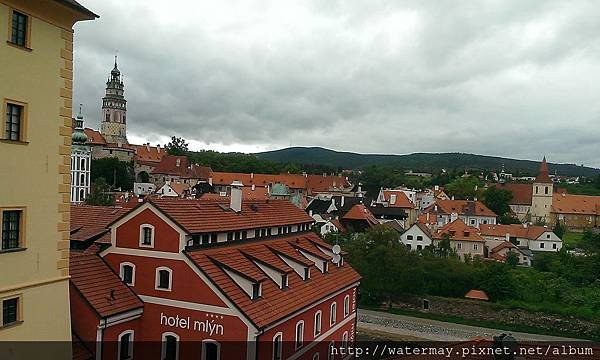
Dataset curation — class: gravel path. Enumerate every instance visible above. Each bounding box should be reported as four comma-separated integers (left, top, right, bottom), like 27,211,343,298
358,309,585,342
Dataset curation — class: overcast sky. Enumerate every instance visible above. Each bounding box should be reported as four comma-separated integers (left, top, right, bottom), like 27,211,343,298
73,0,600,166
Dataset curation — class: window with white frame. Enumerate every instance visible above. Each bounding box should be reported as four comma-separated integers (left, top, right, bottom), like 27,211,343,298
156,267,172,291
295,321,304,349
272,333,282,360
330,302,337,326
327,341,335,360
201,340,220,360
118,330,134,360
139,224,154,247
342,331,348,348
343,295,350,317
314,311,322,336
120,262,135,286
313,353,320,360
161,332,179,360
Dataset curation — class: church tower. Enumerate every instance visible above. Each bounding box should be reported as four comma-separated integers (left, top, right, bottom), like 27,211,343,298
71,106,92,203
100,57,128,144
531,157,553,223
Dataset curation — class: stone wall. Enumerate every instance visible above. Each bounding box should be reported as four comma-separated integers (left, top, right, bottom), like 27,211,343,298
393,296,600,339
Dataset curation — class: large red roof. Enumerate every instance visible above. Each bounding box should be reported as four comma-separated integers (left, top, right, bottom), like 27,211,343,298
342,204,379,226
382,190,416,209
150,155,212,180
434,219,485,242
131,143,166,164
70,251,143,318
210,172,308,190
492,183,532,205
149,198,313,234
305,174,351,193
186,232,360,328
479,224,548,240
424,200,497,217
70,205,130,243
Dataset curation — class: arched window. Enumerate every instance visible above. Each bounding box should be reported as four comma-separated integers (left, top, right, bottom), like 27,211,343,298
156,267,172,291
201,340,220,360
343,295,350,317
139,224,154,247
330,302,337,326
314,311,322,336
272,332,282,360
120,262,135,286
342,331,348,348
295,321,304,349
79,189,85,201
80,173,85,185
80,158,86,170
313,353,320,360
161,332,179,360
118,330,134,360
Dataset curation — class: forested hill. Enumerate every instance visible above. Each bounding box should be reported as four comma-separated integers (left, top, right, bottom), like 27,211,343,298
256,147,600,177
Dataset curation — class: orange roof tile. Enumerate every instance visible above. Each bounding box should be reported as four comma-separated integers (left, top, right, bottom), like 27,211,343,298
479,224,548,240
185,233,360,328
69,251,143,318
424,200,497,217
342,204,379,226
535,157,552,183
552,193,600,215
382,190,416,209
131,144,166,163
210,172,308,190
492,183,532,205
70,205,130,243
148,198,313,234
84,128,106,145
305,174,351,193
434,219,485,242
464,289,489,301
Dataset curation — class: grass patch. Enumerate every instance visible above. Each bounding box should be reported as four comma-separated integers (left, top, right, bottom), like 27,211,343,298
562,231,584,249
359,305,598,341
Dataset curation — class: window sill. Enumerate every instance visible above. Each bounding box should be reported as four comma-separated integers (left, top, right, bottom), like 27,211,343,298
0,247,26,254
0,139,29,145
0,320,23,330
6,41,32,52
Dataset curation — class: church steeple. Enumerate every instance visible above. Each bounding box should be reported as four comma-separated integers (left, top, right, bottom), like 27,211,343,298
100,56,128,144
535,156,552,183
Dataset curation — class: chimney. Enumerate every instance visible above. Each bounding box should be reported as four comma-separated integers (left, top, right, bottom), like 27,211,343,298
451,195,455,200
251,184,256,191
157,144,161,152
450,212,458,222
230,180,243,212
426,213,430,221
176,158,181,167
505,233,510,242
250,172,254,179
146,143,150,152
434,205,438,212
434,185,439,191
341,196,345,207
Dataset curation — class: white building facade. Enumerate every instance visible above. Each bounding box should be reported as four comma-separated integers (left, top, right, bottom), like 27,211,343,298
71,110,91,203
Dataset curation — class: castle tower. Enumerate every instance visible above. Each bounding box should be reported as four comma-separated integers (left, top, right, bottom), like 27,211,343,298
71,106,92,203
531,156,553,223
100,56,128,144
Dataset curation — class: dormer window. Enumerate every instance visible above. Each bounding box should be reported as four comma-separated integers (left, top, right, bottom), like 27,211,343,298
252,283,261,300
139,224,154,247
304,267,310,280
281,274,288,289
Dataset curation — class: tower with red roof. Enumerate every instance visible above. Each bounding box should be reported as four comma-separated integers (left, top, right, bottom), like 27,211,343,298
531,157,553,223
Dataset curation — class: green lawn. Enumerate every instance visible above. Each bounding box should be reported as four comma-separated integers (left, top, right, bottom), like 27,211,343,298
562,231,584,249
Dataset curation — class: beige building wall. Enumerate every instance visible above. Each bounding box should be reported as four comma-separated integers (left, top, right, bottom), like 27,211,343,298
0,0,95,346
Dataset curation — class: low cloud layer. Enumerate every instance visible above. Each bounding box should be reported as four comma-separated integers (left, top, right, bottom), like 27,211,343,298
73,0,600,166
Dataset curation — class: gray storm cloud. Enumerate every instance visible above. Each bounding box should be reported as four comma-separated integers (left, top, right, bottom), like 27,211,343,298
72,0,600,166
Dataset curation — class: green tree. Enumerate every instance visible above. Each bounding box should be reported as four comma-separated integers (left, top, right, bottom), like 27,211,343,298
85,177,114,206
553,221,565,239
91,158,134,190
483,186,513,216
166,136,189,156
506,251,519,267
445,176,482,199
138,170,150,183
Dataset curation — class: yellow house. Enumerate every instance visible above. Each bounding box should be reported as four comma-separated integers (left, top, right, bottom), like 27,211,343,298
0,0,96,352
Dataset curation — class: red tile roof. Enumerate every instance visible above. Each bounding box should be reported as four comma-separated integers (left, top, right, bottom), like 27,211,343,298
151,155,212,180
552,193,600,215
434,219,485,242
149,198,313,234
201,186,270,201
185,232,360,328
131,144,166,164
306,174,351,193
535,157,552,183
84,128,106,145
70,205,130,243
479,224,549,240
492,183,532,205
330,218,346,232
424,200,496,217
69,251,143,318
210,172,308,190
342,204,379,226
382,190,416,209
464,289,489,301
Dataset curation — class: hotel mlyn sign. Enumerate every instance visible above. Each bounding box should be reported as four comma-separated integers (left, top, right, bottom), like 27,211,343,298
68,194,360,360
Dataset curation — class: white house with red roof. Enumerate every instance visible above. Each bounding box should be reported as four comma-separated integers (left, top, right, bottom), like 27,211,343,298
69,193,360,360
433,219,486,260
422,199,497,229
375,188,418,225
400,222,433,251
479,224,562,252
